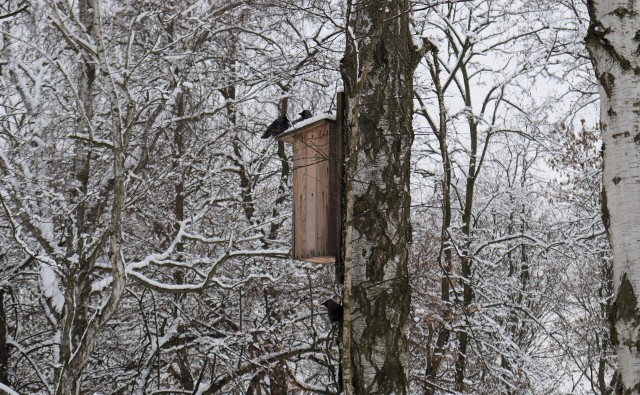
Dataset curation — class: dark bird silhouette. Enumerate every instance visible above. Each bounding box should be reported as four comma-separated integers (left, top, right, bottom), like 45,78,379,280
261,116,291,139
322,299,343,323
297,109,312,122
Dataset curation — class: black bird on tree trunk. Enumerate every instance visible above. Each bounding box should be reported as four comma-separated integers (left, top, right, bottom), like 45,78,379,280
261,115,290,138
322,299,343,323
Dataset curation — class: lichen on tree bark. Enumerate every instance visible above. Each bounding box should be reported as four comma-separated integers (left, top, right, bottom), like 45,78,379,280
341,0,419,393
586,1,640,393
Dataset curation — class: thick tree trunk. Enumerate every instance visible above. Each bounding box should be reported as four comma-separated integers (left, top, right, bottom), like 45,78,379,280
586,1,640,393
341,0,417,393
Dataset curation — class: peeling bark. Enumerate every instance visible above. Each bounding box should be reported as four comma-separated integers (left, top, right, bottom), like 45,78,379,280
342,0,417,393
586,1,640,393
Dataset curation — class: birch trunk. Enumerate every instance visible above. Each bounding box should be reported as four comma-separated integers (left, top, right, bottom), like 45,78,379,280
55,0,127,392
341,0,419,392
586,1,640,393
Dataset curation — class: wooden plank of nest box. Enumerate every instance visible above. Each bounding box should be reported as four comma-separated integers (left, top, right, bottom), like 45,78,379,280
278,113,338,264
304,256,335,264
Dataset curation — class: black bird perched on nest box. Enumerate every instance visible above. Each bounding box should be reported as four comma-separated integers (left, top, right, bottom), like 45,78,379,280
295,109,312,123
261,116,291,139
322,299,343,323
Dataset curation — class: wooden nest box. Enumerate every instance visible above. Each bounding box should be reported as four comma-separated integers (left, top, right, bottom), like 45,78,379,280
277,102,343,264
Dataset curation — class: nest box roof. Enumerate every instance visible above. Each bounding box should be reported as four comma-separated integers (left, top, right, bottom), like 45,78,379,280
277,113,337,143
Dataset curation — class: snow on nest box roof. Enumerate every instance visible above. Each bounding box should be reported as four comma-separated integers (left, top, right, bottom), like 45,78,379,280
276,113,337,143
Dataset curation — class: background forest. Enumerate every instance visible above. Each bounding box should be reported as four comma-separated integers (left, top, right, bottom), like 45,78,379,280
0,0,612,394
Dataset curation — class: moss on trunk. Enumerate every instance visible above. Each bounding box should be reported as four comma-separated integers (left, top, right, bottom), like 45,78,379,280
341,0,417,393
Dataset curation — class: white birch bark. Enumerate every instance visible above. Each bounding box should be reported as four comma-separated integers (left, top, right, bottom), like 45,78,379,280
341,0,422,392
586,1,640,392
55,0,127,392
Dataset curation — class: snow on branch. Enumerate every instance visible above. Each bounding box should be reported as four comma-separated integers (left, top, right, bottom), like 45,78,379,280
198,346,320,394
115,219,290,293
67,133,115,150
0,4,28,21
473,232,554,256
0,190,59,266
0,383,20,395
6,338,53,394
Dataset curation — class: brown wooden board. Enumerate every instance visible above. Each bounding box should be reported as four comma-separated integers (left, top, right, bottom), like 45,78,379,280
293,135,305,259
315,124,329,258
278,118,339,264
